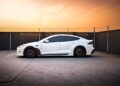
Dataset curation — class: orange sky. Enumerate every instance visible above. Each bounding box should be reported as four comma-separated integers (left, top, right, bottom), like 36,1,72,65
0,0,120,32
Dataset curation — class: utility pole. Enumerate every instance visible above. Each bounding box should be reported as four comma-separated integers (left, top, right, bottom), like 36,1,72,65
107,26,109,53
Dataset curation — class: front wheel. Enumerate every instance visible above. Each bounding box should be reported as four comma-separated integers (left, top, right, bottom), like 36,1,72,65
74,47,86,57
24,47,37,58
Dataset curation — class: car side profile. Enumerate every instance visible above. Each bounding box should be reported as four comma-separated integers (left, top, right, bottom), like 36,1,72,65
17,34,94,57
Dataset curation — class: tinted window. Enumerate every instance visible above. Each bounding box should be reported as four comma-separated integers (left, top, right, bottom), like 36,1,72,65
60,36,79,42
48,36,61,42
48,36,79,42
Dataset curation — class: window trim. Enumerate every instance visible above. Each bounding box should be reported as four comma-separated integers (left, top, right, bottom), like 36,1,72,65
48,35,80,43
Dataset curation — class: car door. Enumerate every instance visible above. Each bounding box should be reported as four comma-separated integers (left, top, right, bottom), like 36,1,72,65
59,36,80,54
41,36,61,55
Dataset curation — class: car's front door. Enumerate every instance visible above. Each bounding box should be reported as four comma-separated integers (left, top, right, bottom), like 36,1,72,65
41,36,61,55
41,42,60,55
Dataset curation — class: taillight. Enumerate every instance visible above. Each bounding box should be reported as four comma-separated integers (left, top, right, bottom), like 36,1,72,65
88,41,93,44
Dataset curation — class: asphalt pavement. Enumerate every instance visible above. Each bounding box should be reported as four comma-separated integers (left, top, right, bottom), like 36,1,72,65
0,51,120,86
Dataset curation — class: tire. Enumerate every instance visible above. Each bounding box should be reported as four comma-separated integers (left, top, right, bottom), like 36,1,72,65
74,47,86,57
24,47,37,58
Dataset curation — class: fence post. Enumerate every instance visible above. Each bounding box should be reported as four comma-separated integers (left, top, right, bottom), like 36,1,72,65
38,28,41,40
107,26,109,53
94,27,96,48
67,27,69,33
10,32,11,52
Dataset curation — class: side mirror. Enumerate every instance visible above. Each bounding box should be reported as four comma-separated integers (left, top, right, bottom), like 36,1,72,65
43,40,49,43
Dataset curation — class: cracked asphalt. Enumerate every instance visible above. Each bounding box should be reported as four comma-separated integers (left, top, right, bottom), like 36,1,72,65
0,51,120,86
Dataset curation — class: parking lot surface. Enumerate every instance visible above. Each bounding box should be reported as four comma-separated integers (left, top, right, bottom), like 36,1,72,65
0,51,120,86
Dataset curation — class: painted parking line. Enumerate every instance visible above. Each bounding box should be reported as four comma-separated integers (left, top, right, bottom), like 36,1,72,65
6,53,16,57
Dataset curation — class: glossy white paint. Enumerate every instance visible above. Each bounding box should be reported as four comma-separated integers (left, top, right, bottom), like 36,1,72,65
16,34,94,56
41,42,60,54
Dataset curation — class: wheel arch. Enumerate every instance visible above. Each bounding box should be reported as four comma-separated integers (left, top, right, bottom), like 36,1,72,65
23,46,41,56
73,45,86,55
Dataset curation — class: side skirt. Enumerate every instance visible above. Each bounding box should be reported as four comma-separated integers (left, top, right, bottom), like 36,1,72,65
41,53,69,56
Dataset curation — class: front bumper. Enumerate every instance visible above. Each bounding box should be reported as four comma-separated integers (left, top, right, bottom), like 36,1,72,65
16,47,24,56
91,49,95,54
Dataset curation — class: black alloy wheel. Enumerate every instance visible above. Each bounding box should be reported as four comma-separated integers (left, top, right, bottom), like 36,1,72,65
24,48,36,58
74,47,86,57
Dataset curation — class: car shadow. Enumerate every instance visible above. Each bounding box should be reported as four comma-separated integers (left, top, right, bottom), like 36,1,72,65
17,55,98,59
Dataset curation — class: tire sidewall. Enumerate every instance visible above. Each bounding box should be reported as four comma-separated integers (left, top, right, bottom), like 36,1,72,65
74,47,86,57
24,47,36,58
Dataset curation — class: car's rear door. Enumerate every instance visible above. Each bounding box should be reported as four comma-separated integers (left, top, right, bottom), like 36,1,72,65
59,36,80,54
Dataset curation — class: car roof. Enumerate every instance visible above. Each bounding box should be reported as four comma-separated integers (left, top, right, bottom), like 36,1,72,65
50,34,81,38
39,34,85,42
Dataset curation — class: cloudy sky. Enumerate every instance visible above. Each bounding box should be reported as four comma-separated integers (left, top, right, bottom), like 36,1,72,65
0,0,120,32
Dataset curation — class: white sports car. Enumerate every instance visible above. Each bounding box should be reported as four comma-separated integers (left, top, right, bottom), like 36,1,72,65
17,34,94,57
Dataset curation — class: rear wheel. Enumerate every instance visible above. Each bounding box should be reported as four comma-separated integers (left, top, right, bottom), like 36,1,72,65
24,47,36,58
74,47,86,57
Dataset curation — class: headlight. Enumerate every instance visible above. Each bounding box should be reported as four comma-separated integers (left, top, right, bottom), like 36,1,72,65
18,44,25,48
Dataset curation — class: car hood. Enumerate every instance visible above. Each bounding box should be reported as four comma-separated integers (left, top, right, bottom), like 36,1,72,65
18,41,39,48
24,41,39,46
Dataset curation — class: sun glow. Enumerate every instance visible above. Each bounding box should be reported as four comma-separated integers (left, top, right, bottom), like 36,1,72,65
0,0,120,32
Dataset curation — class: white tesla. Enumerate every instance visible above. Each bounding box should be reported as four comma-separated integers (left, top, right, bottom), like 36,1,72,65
17,34,94,57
